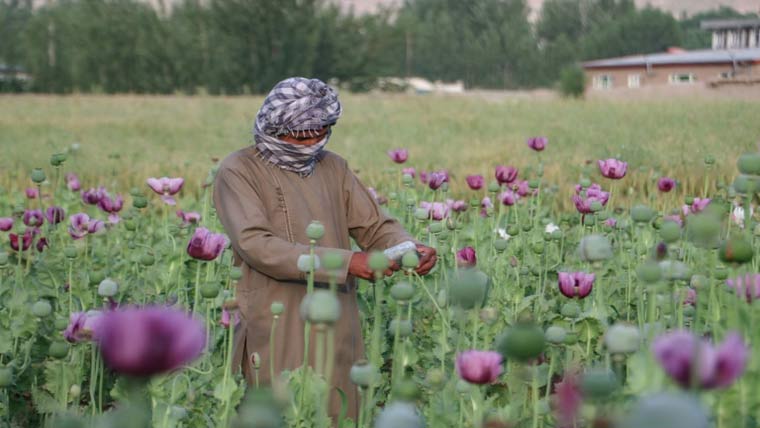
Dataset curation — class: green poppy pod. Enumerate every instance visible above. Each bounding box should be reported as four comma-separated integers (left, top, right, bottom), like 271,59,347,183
323,252,346,271
31,168,46,184
659,221,681,243
581,368,619,399
349,360,378,387
448,269,489,310
495,323,546,362
32,300,52,318
305,221,325,240
401,251,420,269
0,367,13,388
200,282,220,299
48,341,70,359
299,290,341,325
719,235,754,264
270,301,284,316
388,319,413,337
390,282,415,302
631,205,656,223
737,153,760,175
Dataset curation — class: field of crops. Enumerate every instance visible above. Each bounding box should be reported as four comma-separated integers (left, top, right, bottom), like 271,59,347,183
1,94,760,428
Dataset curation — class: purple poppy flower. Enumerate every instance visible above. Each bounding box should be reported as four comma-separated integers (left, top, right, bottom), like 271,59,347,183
63,311,102,343
499,190,518,206
455,350,503,385
220,309,240,329
571,183,609,214
466,175,484,190
428,172,447,190
0,217,13,232
515,180,533,197
94,306,206,377
45,206,65,225
81,187,107,205
187,227,228,261
147,177,185,206
9,230,35,252
598,159,628,179
664,215,684,227
480,197,493,218
25,188,38,199
456,246,477,267
66,173,81,192
554,371,582,428
658,177,676,192
23,210,44,227
495,165,518,185
558,272,595,299
446,199,467,213
527,136,547,152
420,201,450,221
387,148,408,164
682,288,697,306
402,167,416,178
68,213,104,240
98,194,124,224
176,210,202,225
652,330,748,390
604,218,617,228
36,236,49,253
419,170,428,184
726,274,760,302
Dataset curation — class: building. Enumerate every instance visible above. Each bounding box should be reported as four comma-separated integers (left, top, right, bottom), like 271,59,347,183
702,18,760,49
582,19,760,91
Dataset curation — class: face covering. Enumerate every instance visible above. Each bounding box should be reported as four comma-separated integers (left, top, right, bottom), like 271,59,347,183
255,131,331,177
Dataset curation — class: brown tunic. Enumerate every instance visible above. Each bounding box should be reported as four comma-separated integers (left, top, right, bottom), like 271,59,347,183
212,146,413,421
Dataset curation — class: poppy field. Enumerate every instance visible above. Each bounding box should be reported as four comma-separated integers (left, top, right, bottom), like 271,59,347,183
1,94,760,428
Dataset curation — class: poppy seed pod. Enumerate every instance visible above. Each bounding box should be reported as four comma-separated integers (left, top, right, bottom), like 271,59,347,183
401,251,419,270
659,220,681,243
270,301,284,316
487,181,501,193
631,205,656,223
719,235,754,264
349,360,378,387
604,324,641,354
495,323,546,362
0,252,8,266
69,384,81,398
577,234,613,262
413,208,429,220
545,326,567,344
494,239,509,252
97,278,119,297
200,282,220,299
622,393,709,428
388,319,413,337
299,290,341,325
374,402,425,428
580,368,619,399
31,168,46,184
132,197,148,209
296,254,321,273
561,301,581,318
48,341,70,359
229,266,243,280
732,175,755,194
448,269,489,310
32,300,53,318
390,282,415,301
737,153,760,175
368,251,390,272
636,261,662,283
323,251,345,271
305,221,325,240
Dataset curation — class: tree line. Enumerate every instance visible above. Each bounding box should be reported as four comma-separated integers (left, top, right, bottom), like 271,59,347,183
0,0,756,94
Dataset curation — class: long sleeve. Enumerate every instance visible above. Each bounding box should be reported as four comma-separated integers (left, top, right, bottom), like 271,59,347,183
214,166,353,284
343,165,415,252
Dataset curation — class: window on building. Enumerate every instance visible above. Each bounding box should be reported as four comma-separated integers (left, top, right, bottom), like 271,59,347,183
593,75,613,90
627,74,641,88
668,73,696,85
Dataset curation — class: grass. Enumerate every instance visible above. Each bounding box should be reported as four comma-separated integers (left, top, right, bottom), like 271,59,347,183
1,94,758,210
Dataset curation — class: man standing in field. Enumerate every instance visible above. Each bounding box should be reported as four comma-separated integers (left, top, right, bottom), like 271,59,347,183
213,77,437,421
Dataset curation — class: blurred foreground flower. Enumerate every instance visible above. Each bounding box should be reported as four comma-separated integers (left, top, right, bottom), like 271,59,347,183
402,167,416,178
598,158,627,179
25,188,38,199
652,330,748,389
23,209,44,227
98,194,124,224
147,177,185,205
726,273,760,302
553,370,582,428
0,217,12,231
387,148,408,164
177,210,202,225
81,187,107,205
419,201,449,221
682,198,711,216
187,227,228,261
95,307,206,377
455,350,502,384
558,272,595,299
622,393,709,428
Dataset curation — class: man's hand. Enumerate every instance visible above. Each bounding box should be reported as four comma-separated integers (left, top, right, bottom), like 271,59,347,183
415,245,437,275
348,252,399,280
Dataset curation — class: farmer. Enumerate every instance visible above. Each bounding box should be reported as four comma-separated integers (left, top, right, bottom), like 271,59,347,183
213,77,437,421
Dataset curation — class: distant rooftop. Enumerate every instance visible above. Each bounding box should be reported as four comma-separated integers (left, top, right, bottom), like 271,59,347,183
701,18,760,30
583,48,760,69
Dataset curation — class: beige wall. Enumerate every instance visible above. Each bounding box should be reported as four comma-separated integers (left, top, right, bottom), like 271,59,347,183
585,63,756,90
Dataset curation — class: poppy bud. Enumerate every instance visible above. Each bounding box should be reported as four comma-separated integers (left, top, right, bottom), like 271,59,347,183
251,352,261,370
494,239,508,252
737,153,760,175
579,178,592,188
0,252,8,266
392,378,420,401
428,222,443,233
659,221,681,243
306,221,325,241
448,269,489,310
487,181,501,193
132,196,148,209
719,235,753,264
561,301,581,318
631,205,655,223
401,251,419,269
31,168,46,184
507,225,520,236
577,234,613,262
270,301,284,316
704,155,715,165
732,175,755,194
139,253,155,266
413,208,429,220
402,174,414,185
690,274,709,290
528,179,540,189
32,300,52,318
323,251,345,271
713,265,728,280
531,242,544,255
636,261,662,283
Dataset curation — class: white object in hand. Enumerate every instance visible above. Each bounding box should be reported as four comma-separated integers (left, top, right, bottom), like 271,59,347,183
383,241,417,262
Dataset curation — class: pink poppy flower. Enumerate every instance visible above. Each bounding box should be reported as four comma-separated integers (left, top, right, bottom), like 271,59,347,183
598,158,628,179
387,148,408,164
527,136,547,152
495,165,518,185
147,177,185,205
466,175,484,190
456,350,503,384
187,227,228,261
558,272,595,298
